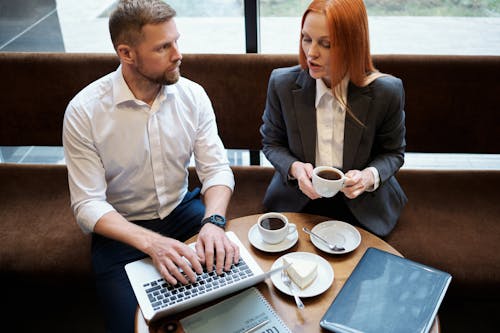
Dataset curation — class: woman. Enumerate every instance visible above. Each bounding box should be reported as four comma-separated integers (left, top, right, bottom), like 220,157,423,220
260,0,407,237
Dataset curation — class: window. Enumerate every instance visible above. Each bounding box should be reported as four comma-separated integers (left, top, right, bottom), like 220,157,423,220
164,0,246,53
1,0,498,54
57,0,246,53
259,0,500,55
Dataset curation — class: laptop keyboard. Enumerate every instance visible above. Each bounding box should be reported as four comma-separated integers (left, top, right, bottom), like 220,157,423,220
142,258,253,311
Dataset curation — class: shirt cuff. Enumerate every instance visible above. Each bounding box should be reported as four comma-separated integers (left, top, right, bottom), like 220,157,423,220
76,201,116,234
200,169,235,194
366,167,380,192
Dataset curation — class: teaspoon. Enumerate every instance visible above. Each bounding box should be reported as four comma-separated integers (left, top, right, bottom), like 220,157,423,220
302,227,345,252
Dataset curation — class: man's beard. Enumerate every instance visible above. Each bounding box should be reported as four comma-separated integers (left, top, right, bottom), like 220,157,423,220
136,60,181,86
158,65,180,85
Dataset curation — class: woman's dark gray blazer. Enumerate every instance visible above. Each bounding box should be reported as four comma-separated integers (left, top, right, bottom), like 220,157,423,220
260,65,407,237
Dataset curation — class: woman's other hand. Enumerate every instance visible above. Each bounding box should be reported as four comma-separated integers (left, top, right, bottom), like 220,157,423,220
342,169,375,199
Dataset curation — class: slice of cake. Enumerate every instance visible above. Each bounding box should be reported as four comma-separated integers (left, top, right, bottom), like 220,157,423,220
283,257,318,289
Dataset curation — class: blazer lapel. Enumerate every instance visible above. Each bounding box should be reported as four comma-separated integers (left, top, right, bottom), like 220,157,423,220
343,83,372,170
293,71,317,164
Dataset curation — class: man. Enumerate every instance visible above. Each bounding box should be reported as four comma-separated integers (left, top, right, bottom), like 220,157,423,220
62,1,238,332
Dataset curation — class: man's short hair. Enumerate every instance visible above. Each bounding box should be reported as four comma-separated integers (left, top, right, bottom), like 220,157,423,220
109,0,176,49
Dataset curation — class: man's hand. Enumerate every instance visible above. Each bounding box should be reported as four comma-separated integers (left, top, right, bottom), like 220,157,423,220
341,169,375,199
195,223,240,275
93,211,204,286
290,161,321,199
148,236,203,286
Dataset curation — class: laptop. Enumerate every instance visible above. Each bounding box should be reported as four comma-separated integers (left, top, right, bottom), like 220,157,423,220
320,247,451,333
125,231,284,322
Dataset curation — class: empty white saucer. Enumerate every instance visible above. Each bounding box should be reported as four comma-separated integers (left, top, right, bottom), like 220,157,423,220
309,220,361,254
248,223,298,253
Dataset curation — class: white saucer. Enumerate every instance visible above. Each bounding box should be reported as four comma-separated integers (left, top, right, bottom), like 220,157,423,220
248,223,298,253
270,252,334,297
309,220,361,254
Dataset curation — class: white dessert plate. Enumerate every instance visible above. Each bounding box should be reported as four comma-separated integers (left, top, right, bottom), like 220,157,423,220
270,252,334,297
248,223,298,253
309,220,361,254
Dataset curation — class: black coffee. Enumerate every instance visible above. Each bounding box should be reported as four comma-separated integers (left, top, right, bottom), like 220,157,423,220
260,217,285,230
317,170,341,180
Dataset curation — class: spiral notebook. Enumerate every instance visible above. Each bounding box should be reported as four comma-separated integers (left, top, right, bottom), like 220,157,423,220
320,247,451,333
180,287,291,333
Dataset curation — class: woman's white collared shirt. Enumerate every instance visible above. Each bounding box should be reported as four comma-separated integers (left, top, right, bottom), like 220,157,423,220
314,78,379,191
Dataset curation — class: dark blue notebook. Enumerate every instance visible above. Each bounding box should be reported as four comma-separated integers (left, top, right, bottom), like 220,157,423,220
320,247,451,333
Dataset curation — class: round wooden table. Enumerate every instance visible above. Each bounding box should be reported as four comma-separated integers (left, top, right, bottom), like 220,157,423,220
136,213,439,333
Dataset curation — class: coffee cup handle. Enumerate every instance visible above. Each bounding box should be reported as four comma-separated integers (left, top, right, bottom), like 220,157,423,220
341,176,347,188
288,223,297,234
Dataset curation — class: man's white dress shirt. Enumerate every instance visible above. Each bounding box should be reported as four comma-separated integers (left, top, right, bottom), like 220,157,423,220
63,67,234,233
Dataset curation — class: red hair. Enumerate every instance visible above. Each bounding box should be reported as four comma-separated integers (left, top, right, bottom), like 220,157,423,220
299,0,380,88
299,0,382,125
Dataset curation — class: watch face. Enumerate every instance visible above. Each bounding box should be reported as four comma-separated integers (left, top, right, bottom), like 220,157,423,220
213,214,225,223
202,214,226,228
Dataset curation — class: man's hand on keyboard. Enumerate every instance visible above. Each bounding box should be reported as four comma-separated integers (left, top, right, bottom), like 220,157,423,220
149,236,203,286
196,223,241,275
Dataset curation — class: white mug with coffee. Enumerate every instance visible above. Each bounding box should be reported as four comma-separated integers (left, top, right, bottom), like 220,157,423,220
257,212,297,244
312,166,346,198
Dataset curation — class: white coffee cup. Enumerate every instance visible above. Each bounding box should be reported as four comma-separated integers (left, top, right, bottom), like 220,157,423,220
257,212,297,244
312,166,346,198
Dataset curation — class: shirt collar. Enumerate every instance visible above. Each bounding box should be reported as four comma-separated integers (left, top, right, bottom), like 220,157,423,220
315,76,350,109
112,65,175,107
315,78,333,108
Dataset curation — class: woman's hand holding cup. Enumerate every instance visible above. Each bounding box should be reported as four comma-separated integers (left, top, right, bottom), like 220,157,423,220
290,161,320,199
